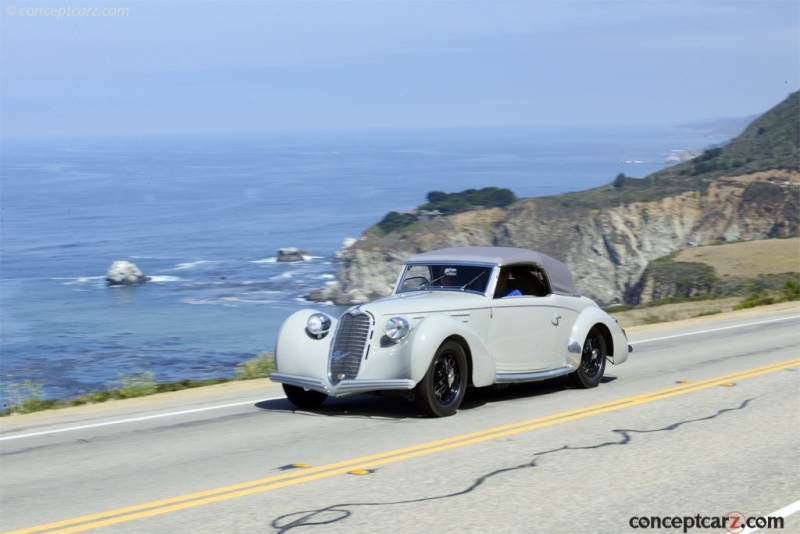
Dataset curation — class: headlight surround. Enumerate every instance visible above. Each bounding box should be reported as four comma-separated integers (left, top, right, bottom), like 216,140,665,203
306,312,332,338
384,316,410,341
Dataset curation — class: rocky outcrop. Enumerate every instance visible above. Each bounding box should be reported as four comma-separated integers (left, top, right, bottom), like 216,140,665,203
277,247,309,262
106,261,151,286
333,238,358,263
310,173,799,306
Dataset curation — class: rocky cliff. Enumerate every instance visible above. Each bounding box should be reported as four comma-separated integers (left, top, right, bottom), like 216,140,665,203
309,92,800,306
309,171,799,306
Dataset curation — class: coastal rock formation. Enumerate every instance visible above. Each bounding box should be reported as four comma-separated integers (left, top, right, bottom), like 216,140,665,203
106,261,151,286
333,238,358,263
309,172,799,306
277,247,308,262
310,92,800,307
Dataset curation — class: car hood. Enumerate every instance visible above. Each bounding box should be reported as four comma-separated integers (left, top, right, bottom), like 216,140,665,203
356,291,488,318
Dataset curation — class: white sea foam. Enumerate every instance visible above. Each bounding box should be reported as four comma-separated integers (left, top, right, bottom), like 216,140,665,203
185,295,276,306
251,257,277,264
174,260,214,270
62,276,105,285
270,272,297,281
149,276,182,283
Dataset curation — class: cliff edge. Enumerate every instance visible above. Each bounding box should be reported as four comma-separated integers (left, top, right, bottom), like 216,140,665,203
310,92,800,306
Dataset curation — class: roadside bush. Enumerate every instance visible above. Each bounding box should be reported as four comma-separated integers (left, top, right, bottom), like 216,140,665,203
783,280,800,301
2,377,51,414
734,291,776,310
113,370,158,399
235,352,276,380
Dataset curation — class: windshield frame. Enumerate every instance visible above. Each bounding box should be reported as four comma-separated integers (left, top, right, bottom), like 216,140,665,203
394,261,496,297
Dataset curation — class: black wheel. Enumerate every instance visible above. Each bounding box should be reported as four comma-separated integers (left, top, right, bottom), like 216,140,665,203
283,384,327,409
569,327,607,389
415,340,468,417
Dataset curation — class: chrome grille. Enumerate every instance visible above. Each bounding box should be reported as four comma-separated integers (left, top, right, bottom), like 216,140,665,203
329,311,372,384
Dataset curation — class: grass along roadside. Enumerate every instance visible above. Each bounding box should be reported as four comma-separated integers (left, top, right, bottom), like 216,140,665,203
1,352,276,416
608,279,799,328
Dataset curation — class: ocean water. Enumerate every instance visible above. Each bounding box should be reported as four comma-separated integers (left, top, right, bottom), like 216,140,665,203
0,126,722,402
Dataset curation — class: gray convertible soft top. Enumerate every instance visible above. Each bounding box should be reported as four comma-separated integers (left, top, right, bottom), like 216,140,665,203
405,246,581,297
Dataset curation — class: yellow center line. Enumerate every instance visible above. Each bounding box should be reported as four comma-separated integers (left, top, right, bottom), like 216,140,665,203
9,357,799,534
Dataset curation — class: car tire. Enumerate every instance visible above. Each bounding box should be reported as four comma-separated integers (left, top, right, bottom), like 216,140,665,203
415,340,468,417
569,327,607,389
283,384,327,409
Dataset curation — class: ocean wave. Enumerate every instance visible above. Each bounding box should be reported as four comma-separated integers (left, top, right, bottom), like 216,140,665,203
149,275,182,283
174,260,216,270
184,295,278,306
60,276,106,285
252,255,327,264
269,271,298,281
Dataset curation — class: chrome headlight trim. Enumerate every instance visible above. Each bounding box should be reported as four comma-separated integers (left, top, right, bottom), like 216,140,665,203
306,312,332,338
383,316,410,341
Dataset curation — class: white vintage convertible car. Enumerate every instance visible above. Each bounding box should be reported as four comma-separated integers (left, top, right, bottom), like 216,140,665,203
271,246,631,417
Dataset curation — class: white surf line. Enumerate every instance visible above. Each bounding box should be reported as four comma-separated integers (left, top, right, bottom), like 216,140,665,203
740,498,800,534
629,315,800,346
0,397,283,442
2,315,799,442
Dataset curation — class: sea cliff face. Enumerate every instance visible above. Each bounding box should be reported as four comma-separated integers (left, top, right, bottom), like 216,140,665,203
309,172,799,306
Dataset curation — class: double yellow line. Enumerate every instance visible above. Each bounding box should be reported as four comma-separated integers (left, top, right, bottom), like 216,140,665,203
10,357,799,534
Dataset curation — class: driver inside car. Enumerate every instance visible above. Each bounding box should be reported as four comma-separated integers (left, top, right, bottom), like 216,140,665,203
494,268,522,298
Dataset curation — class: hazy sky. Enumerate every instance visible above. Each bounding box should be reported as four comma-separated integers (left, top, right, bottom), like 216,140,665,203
1,0,798,139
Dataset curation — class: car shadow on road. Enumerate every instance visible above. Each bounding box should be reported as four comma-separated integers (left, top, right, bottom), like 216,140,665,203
254,374,618,419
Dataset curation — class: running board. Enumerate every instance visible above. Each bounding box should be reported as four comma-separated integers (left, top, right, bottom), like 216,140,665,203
494,366,573,384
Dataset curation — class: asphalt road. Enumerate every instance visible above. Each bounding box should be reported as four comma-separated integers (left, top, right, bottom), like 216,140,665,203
1,304,799,534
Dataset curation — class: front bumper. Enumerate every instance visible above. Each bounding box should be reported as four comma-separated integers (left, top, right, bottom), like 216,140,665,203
270,373,416,397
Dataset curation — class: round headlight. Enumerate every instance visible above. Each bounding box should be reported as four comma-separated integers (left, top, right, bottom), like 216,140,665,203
306,313,332,337
384,316,409,341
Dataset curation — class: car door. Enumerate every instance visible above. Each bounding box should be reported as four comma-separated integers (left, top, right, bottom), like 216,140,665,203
487,294,575,373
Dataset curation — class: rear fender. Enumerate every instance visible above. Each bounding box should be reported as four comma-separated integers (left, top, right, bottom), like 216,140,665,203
569,306,629,366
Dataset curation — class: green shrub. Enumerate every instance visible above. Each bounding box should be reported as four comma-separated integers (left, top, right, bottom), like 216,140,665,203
113,370,158,399
235,352,276,380
734,291,776,310
421,187,517,214
2,377,49,414
784,280,800,301
377,211,417,234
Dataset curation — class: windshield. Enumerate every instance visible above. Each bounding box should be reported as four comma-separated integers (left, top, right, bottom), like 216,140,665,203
397,264,492,295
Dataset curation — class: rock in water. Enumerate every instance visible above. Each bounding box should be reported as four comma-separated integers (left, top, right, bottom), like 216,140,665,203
106,261,151,285
277,247,308,262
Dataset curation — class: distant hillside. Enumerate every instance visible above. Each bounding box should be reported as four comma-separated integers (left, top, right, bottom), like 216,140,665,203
657,90,799,179
678,115,760,138
312,92,800,306
549,91,799,210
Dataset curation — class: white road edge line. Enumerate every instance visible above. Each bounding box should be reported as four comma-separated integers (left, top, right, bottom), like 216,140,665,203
741,498,800,534
0,397,284,442
2,314,799,442
629,315,800,345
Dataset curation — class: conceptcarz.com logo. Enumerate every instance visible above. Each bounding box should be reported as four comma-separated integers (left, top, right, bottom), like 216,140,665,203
628,511,784,533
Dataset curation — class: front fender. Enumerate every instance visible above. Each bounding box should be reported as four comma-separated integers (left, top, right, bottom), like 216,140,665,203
403,313,495,387
569,306,629,366
275,310,338,377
